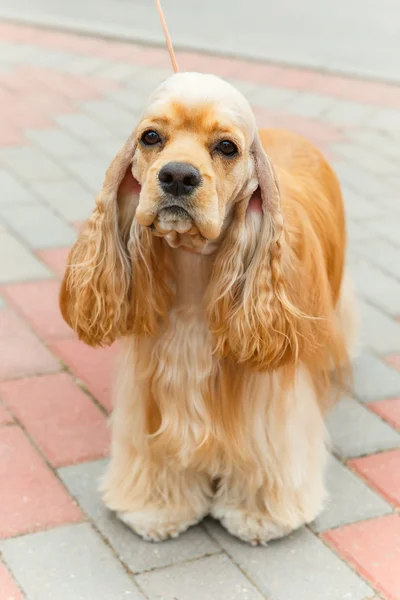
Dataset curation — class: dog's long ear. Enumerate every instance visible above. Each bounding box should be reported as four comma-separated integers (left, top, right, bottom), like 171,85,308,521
207,131,310,370
60,134,138,347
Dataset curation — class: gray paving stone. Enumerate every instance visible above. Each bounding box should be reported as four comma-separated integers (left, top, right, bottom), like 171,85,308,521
352,353,400,402
342,187,383,221
63,56,112,75
369,108,400,132
0,523,144,600
0,204,77,249
124,68,171,95
0,232,52,282
54,113,115,141
107,89,147,112
136,553,264,600
346,219,380,243
324,100,374,126
88,137,129,163
0,295,6,308
359,300,400,354
332,142,397,175
350,259,400,316
63,156,110,193
0,169,37,205
25,128,90,159
371,217,400,248
354,238,400,280
80,99,137,135
332,161,390,197
327,396,400,458
205,520,372,600
30,180,95,222
311,455,391,532
94,62,144,81
58,459,221,574
0,147,66,181
285,92,335,119
226,78,260,98
247,85,298,108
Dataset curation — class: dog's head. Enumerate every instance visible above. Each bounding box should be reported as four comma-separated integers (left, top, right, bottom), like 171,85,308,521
131,73,265,252
61,72,296,368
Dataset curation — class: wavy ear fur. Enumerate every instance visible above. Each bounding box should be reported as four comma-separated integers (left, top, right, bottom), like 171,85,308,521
207,132,335,372
60,134,173,346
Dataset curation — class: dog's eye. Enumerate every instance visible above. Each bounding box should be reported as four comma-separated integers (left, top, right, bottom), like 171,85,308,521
141,130,161,146
215,140,238,157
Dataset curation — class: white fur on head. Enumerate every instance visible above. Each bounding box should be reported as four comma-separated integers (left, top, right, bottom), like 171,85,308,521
145,72,257,140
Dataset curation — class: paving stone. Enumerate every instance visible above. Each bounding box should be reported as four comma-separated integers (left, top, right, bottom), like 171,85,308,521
205,520,372,600
327,396,400,459
350,260,400,316
0,232,52,283
63,56,112,75
369,107,400,132
136,553,263,600
284,91,334,118
323,515,400,600
0,401,13,425
54,113,116,141
35,246,70,278
0,523,144,599
0,308,60,380
63,155,109,193
0,203,77,249
1,373,109,467
0,146,66,181
0,426,82,538
59,459,220,573
25,128,90,159
359,300,400,354
107,89,149,112
0,295,6,309
311,455,391,532
324,100,374,126
51,339,115,411
370,397,400,430
349,449,400,507
124,68,171,96
0,169,36,204
346,219,379,243
94,62,143,81
370,217,400,248
332,161,390,197
2,279,72,342
247,85,298,108
225,78,260,97
30,179,95,222
0,560,23,600
331,142,397,175
352,353,400,402
342,187,383,221
80,99,137,132
353,238,400,280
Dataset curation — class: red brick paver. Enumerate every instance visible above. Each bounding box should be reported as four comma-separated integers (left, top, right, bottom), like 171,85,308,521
0,373,110,467
324,515,400,600
349,449,400,507
35,247,71,279
50,339,116,412
0,402,13,426
1,280,73,343
0,560,23,600
370,397,400,430
0,309,61,381
0,426,82,538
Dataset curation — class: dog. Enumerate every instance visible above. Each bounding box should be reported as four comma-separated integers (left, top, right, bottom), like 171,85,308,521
60,72,357,545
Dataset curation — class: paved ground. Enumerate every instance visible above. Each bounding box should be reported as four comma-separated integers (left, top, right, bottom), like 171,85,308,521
1,0,400,83
0,21,400,600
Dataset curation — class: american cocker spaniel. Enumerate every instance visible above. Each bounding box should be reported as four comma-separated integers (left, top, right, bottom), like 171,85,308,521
60,72,357,545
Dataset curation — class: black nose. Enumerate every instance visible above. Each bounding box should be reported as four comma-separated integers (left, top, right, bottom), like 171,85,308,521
158,162,201,197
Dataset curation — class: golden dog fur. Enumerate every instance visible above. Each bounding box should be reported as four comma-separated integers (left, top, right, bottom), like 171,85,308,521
60,73,357,544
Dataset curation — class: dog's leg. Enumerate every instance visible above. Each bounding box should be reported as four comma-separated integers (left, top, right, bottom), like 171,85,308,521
101,339,212,542
211,366,328,545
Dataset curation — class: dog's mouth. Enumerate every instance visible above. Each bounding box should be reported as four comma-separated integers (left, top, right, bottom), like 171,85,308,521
148,204,209,252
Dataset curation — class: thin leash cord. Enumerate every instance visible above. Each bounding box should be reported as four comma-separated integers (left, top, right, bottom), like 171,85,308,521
154,0,179,73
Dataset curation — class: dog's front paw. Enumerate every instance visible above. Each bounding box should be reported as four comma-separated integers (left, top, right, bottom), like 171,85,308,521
211,506,292,546
117,507,207,542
